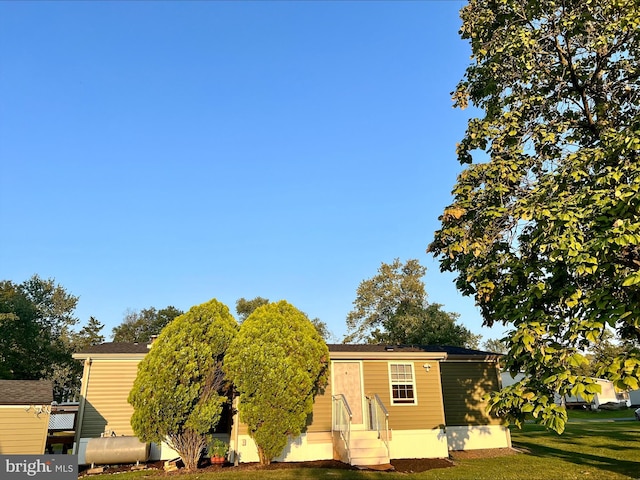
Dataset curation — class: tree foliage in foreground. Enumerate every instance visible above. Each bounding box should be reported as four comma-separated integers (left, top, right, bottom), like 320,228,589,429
128,299,238,470
345,259,475,347
428,0,640,433
224,300,329,465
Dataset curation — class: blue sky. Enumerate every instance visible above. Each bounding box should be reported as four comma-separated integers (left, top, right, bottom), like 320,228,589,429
0,1,502,343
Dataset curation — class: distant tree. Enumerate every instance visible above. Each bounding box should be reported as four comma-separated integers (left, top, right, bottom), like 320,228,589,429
0,275,80,401
72,316,105,352
237,296,334,341
465,332,483,350
224,301,329,465
49,316,106,402
128,299,237,471
428,0,640,433
574,330,638,379
20,275,79,337
483,338,508,355
309,317,335,343
0,280,42,379
235,297,269,322
345,259,473,347
346,259,426,343
112,306,183,343
377,302,479,348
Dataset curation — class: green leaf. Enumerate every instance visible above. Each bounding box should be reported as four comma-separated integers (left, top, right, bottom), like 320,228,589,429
622,273,640,287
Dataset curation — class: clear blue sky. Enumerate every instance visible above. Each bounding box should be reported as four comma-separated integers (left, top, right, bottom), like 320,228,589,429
0,1,502,343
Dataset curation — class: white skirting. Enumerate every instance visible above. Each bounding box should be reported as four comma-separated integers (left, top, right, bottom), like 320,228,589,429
446,425,512,451
232,433,333,464
388,429,449,459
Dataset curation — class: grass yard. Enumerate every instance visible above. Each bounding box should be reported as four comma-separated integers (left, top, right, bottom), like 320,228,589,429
84,420,640,480
567,406,637,421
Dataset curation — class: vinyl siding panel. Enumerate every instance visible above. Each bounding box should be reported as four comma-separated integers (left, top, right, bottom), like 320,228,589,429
306,386,332,433
0,406,49,454
440,362,502,426
362,361,445,430
81,360,140,437
237,386,332,436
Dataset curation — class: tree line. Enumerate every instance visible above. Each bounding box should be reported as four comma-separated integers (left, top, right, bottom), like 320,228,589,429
4,252,634,410
0,259,491,403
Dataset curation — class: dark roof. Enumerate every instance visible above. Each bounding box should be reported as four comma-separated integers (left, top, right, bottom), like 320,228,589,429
76,342,497,358
0,380,53,405
326,344,496,356
76,342,150,355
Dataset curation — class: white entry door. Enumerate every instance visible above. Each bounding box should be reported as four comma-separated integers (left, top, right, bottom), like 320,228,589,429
332,362,364,427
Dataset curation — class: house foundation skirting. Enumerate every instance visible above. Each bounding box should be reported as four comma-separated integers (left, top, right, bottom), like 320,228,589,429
231,432,334,464
446,425,512,451
234,429,451,464
387,429,449,459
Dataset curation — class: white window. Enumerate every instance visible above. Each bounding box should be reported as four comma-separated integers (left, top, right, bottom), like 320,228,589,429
389,363,416,405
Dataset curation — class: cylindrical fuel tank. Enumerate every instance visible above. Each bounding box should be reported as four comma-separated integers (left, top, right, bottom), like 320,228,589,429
85,436,150,465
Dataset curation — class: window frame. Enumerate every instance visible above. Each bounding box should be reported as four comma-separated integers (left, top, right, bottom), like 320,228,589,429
388,362,418,406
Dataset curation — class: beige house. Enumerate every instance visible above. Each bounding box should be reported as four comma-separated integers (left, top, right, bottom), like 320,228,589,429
0,380,53,454
73,343,510,466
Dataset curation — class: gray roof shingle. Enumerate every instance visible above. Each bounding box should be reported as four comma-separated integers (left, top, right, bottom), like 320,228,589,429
76,342,151,355
0,380,53,405
326,344,496,356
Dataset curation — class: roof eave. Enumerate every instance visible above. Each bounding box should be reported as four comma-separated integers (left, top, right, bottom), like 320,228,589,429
72,352,148,361
329,350,448,361
445,354,501,362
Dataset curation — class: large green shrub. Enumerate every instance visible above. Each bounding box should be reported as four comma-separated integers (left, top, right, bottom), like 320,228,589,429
128,298,238,470
224,300,329,465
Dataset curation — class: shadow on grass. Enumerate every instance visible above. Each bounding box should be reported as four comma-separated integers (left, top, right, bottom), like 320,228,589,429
514,439,640,478
564,424,640,444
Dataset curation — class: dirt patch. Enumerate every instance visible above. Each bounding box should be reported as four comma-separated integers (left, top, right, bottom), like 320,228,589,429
390,458,455,473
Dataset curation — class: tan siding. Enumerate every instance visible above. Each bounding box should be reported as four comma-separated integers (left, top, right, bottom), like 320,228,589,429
81,360,140,437
237,385,332,436
362,361,445,430
238,419,249,435
0,407,49,454
306,384,332,433
440,362,502,426
306,431,332,444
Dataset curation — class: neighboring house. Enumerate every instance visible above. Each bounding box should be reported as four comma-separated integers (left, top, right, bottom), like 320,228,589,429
562,378,630,409
501,373,631,410
73,343,510,466
0,380,53,454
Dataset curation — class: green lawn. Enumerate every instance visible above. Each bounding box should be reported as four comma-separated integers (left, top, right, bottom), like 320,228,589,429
85,420,640,480
568,406,637,420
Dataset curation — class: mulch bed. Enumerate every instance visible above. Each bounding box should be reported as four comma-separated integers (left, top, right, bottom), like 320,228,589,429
80,448,519,476
196,458,455,473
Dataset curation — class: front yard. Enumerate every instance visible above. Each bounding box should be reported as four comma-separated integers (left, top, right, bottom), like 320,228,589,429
84,418,640,480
